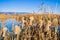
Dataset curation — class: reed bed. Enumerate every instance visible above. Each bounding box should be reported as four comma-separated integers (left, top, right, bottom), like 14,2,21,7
0,15,60,40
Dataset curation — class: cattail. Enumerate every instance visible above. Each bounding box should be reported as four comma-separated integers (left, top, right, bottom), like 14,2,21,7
2,27,7,40
39,19,45,40
45,20,51,32
22,17,25,29
29,16,34,26
53,17,58,40
53,17,58,32
53,17,58,27
14,25,21,35
44,20,52,40
39,19,43,28
14,25,21,40
2,27,7,37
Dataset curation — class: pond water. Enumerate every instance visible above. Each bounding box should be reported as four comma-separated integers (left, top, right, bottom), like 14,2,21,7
0,19,22,32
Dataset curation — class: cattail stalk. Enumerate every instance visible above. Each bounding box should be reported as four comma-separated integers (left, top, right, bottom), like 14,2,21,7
14,25,20,40
22,17,24,29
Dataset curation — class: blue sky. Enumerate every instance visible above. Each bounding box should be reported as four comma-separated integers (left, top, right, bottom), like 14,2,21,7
0,0,60,14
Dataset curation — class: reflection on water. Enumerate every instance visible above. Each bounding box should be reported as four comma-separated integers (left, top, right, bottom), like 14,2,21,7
0,19,22,32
